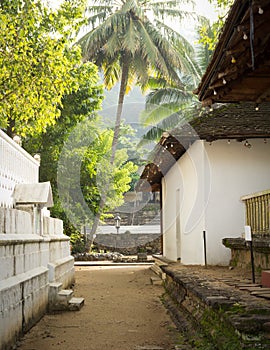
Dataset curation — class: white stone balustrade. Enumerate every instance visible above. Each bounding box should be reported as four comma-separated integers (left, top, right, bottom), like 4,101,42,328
0,130,75,350
0,130,39,208
0,208,74,350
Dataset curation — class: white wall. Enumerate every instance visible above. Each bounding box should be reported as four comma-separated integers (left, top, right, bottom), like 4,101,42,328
204,138,270,265
162,138,270,265
162,141,206,263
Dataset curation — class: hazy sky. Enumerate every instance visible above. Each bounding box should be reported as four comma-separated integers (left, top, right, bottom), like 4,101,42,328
48,0,219,22
47,0,219,43
195,0,219,22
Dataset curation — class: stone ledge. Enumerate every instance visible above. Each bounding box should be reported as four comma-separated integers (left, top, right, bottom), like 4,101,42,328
161,265,270,349
223,237,270,269
223,237,270,253
0,234,43,244
0,266,48,291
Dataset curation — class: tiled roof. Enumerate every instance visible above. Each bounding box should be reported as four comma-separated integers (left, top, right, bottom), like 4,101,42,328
138,102,270,191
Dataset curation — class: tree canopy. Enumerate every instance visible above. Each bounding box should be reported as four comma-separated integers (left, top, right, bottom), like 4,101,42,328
0,0,86,137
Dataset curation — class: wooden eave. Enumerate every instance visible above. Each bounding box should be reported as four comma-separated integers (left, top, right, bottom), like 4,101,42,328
195,0,270,106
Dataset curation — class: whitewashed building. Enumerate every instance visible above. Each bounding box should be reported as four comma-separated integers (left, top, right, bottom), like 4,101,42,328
139,0,270,266
139,103,270,265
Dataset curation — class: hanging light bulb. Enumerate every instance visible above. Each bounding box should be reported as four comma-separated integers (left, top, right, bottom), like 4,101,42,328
223,78,227,85
243,32,248,40
244,140,251,148
255,103,259,111
258,7,264,14
231,56,236,64
213,89,217,96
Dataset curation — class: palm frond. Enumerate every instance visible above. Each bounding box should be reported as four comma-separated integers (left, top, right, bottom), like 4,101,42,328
122,17,140,55
145,87,191,107
140,102,183,126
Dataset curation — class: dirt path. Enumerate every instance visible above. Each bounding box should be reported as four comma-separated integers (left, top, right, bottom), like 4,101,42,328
18,266,178,350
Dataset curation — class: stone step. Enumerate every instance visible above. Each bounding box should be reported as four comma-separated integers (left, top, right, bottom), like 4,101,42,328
49,289,75,312
150,264,165,280
49,282,63,304
250,288,270,294
150,276,163,285
69,297,84,311
57,289,74,303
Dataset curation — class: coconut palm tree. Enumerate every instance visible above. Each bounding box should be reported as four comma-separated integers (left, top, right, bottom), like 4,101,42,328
78,0,195,163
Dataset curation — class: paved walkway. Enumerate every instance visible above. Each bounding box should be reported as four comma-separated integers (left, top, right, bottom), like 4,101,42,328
18,266,179,350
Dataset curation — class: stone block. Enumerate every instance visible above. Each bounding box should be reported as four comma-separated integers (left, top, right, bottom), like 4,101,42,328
150,276,163,285
57,289,73,302
4,208,15,234
0,208,5,234
14,244,24,275
54,218,63,236
261,270,270,288
0,245,14,280
23,293,33,328
16,210,32,235
39,241,48,266
68,297,84,311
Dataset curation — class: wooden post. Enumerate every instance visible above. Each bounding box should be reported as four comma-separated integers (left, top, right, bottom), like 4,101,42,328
203,230,207,268
250,239,255,284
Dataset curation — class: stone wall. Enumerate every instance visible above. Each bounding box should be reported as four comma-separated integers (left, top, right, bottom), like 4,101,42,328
94,233,161,255
161,264,270,349
0,208,74,350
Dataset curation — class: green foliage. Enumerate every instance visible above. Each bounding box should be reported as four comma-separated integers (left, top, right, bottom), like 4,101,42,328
70,231,85,254
23,61,104,236
0,0,86,136
199,0,234,50
81,127,138,216
57,120,138,230
199,307,242,350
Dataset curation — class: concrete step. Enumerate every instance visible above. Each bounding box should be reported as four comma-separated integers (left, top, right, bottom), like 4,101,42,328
68,297,85,311
57,289,74,303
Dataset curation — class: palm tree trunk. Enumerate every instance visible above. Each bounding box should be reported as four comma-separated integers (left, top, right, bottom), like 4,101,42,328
110,57,129,164
88,59,130,240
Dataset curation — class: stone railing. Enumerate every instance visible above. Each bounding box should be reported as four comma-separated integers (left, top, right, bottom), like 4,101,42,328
241,189,270,235
0,207,74,350
0,130,39,208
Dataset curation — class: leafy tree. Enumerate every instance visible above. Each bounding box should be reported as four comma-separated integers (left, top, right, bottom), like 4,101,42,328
23,62,104,237
0,0,86,137
57,119,138,244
